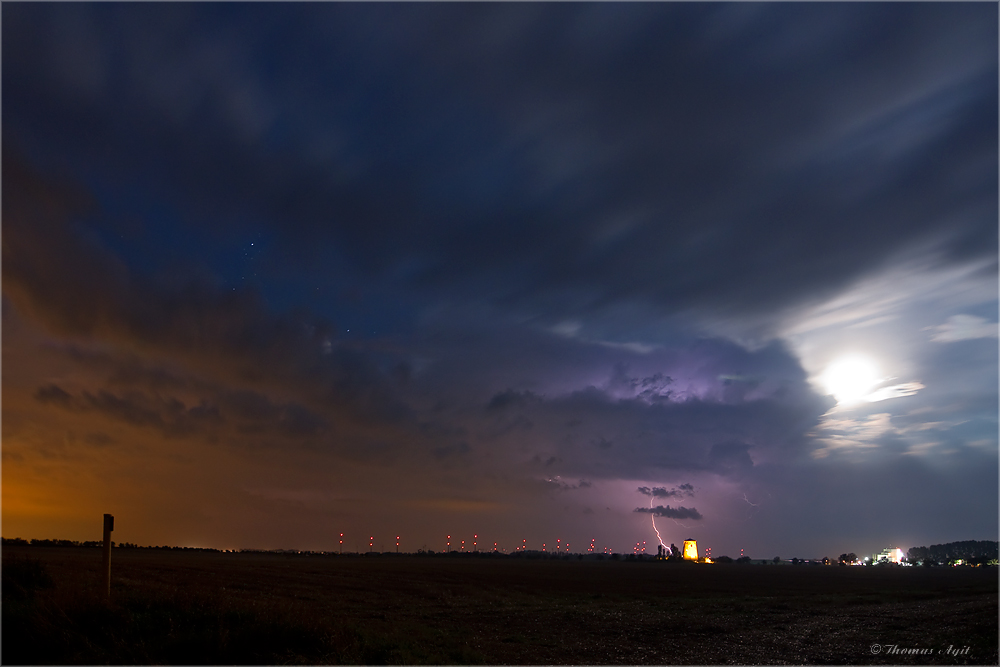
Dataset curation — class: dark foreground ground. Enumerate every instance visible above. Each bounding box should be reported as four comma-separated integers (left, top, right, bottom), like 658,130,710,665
2,546,997,665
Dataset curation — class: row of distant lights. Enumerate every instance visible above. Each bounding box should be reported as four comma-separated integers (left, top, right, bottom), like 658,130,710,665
222,535,733,557
439,536,618,554
332,534,624,554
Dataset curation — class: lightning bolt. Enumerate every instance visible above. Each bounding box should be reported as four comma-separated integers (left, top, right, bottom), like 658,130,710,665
650,497,666,547
742,493,761,520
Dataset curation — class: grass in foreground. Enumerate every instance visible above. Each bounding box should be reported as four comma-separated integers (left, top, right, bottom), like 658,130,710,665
3,548,996,665
2,557,482,665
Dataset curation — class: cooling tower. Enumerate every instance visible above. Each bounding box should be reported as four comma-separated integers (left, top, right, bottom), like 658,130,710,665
682,539,698,561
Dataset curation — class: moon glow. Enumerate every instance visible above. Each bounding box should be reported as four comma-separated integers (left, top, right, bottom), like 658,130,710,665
821,355,880,405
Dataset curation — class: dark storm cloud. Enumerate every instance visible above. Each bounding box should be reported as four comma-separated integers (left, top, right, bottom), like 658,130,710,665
33,383,223,439
2,3,996,553
708,442,755,472
82,389,223,437
637,485,694,499
514,386,821,478
3,149,410,434
63,345,217,394
34,383,73,408
219,390,326,439
4,4,995,333
31,380,334,442
540,477,593,492
431,312,823,410
439,328,834,480
634,505,703,521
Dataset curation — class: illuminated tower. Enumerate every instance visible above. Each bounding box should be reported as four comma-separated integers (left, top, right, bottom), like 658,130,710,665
683,539,698,561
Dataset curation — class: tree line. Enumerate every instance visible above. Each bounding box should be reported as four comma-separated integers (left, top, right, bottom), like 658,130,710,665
906,540,998,565
2,537,219,551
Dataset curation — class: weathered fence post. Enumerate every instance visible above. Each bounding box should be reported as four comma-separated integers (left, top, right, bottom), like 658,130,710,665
102,513,114,599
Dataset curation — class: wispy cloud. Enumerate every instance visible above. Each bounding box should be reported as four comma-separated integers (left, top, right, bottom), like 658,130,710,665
927,314,998,343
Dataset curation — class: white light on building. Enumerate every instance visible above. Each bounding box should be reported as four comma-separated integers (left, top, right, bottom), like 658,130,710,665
876,547,904,564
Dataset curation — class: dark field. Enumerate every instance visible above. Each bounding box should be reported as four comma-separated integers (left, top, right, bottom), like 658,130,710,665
3,546,997,665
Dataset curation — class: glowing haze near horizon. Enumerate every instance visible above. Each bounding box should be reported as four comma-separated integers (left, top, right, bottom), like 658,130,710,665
3,4,997,559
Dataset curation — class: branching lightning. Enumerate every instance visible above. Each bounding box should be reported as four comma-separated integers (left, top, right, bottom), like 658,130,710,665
650,497,666,547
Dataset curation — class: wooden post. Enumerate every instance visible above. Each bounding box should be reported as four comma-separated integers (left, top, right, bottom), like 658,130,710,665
102,514,114,599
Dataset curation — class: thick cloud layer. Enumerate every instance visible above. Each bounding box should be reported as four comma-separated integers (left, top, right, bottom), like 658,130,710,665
636,506,704,521
8,6,997,327
638,485,694,499
3,4,996,556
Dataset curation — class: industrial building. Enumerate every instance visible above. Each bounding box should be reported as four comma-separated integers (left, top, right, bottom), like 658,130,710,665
875,547,904,564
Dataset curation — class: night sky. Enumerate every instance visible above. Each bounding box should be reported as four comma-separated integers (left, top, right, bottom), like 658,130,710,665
3,3,997,559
